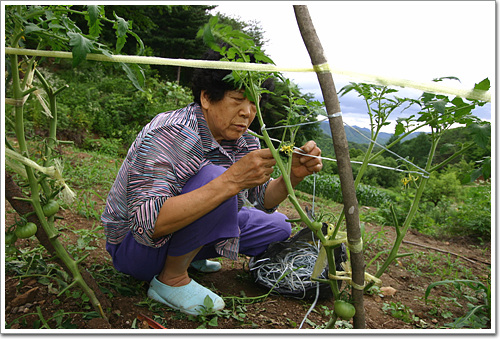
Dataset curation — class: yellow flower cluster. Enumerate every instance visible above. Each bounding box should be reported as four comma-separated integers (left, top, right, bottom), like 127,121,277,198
401,173,419,188
279,143,295,156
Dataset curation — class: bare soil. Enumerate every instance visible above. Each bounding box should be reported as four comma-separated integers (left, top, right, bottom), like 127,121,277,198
4,169,491,332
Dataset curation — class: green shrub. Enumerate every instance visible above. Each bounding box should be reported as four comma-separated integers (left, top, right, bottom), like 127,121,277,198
447,184,491,240
21,60,194,149
81,138,126,157
422,171,462,206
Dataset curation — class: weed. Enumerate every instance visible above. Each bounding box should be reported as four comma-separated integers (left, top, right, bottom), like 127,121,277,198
382,301,419,324
425,278,491,329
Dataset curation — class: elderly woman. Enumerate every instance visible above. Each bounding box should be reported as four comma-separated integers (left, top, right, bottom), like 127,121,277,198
101,47,322,316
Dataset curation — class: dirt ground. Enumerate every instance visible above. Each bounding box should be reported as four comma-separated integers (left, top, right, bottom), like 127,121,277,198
4,191,492,332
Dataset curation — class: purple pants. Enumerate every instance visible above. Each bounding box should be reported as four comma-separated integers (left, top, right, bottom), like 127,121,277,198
106,164,292,282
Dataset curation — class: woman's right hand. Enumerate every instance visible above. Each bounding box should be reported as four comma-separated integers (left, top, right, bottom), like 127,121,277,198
222,148,276,192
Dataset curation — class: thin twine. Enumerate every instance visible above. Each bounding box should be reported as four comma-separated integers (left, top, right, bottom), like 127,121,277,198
312,172,317,213
299,282,320,329
343,123,430,177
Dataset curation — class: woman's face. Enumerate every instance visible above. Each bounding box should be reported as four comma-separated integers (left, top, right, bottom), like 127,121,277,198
200,90,257,143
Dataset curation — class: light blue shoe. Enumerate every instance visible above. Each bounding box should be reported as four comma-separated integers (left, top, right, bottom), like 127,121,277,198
147,275,225,316
190,259,222,273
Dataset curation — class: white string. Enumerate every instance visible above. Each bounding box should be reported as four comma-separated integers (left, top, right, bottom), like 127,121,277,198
263,118,327,130
343,123,430,176
312,172,317,213
261,117,429,178
292,147,429,178
328,112,343,118
299,282,320,329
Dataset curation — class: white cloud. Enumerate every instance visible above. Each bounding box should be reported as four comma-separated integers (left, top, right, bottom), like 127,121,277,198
214,1,494,130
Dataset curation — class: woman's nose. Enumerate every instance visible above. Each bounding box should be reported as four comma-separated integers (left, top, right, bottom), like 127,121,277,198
240,99,256,117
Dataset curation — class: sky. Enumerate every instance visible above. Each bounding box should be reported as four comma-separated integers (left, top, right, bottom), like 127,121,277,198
212,1,495,132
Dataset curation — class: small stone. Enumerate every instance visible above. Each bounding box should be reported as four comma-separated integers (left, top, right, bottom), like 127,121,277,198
380,286,397,297
10,287,39,307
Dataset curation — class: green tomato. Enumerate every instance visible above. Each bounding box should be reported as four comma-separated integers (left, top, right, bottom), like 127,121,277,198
43,200,59,217
311,221,323,231
5,232,17,245
5,245,17,256
15,222,38,239
334,300,356,320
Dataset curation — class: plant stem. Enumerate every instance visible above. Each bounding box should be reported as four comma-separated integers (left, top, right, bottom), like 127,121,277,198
8,48,107,321
373,137,438,279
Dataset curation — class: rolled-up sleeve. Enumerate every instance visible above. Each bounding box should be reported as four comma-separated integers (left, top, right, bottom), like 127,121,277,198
246,179,278,213
127,124,205,247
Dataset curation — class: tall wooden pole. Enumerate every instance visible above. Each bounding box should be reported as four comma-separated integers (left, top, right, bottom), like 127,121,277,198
293,5,365,328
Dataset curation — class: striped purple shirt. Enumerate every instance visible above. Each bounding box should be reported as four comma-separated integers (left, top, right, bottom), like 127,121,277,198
102,102,275,248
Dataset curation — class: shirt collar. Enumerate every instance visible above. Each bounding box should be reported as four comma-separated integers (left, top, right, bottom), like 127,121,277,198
193,103,250,153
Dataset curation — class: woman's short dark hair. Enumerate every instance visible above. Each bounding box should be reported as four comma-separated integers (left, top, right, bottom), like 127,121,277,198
191,44,274,106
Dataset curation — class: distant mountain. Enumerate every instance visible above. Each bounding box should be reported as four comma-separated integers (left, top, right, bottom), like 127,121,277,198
319,121,423,144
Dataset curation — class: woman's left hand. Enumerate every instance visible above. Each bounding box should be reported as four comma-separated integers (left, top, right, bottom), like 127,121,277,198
290,140,323,186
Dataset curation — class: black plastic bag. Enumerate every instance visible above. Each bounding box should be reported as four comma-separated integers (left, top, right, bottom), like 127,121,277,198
249,223,347,301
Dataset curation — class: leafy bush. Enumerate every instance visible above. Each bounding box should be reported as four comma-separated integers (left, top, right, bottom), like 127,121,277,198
422,171,461,206
81,138,125,157
20,60,194,149
446,184,491,240
371,181,490,241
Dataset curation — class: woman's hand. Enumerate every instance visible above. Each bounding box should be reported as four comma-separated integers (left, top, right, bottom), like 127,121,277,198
290,140,322,186
222,148,276,192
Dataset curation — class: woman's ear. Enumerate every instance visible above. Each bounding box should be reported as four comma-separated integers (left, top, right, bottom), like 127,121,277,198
200,90,210,110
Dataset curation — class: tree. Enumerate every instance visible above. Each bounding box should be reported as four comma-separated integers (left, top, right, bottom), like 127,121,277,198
422,171,461,206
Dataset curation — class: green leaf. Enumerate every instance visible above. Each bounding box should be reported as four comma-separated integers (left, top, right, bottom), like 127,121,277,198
24,23,44,35
199,18,218,49
433,76,461,83
448,305,486,329
474,78,490,91
118,63,144,91
113,12,128,37
208,317,218,327
67,32,93,67
86,5,103,38
479,157,491,180
468,123,490,149
432,100,446,114
203,295,214,310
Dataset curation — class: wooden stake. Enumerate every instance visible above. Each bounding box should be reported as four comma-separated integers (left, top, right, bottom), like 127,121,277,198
293,5,366,329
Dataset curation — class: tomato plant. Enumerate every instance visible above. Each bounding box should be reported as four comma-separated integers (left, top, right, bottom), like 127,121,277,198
5,5,145,322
